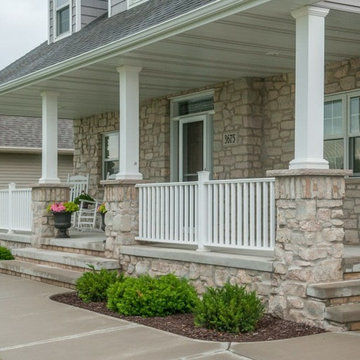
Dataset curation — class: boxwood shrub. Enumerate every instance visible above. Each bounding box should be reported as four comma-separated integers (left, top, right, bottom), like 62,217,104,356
76,267,123,303
194,283,264,333
107,274,198,317
0,247,14,260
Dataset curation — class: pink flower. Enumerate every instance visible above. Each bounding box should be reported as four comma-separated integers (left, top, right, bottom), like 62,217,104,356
50,202,66,213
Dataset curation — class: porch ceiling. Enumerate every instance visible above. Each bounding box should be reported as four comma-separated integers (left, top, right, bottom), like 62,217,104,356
0,0,359,119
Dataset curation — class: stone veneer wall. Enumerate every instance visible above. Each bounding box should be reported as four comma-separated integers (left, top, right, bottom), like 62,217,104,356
212,78,264,179
73,113,118,199
119,254,272,306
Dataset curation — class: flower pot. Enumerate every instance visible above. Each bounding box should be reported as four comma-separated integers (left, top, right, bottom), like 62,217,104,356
53,212,72,238
101,212,106,231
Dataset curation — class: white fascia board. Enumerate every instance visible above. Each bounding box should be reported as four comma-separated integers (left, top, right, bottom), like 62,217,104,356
0,0,272,95
0,146,74,155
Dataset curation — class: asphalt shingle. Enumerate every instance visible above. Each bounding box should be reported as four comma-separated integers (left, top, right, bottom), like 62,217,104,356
0,0,216,86
0,116,74,149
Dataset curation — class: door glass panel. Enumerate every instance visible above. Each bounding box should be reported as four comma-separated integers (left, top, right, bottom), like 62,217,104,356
350,97,360,134
182,121,203,181
324,139,344,169
324,100,343,137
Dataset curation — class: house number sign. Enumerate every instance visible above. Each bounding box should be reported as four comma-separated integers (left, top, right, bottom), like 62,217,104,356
223,132,238,146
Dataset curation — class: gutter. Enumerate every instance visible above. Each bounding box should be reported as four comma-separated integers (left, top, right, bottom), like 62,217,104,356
0,147,74,155
0,0,272,95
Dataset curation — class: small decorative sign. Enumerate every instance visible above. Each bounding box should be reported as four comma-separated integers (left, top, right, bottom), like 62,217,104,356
223,132,238,147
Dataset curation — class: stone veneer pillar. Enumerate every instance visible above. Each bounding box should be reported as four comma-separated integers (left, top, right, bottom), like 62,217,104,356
31,184,70,247
267,169,351,328
101,180,145,258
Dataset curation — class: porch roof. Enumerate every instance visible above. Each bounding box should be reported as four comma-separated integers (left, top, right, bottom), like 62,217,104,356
0,0,217,88
0,0,359,119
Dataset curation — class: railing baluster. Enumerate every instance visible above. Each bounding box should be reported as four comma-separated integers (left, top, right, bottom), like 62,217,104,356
243,183,249,247
237,183,242,247
231,183,236,246
207,184,213,244
189,185,194,243
219,183,224,246
225,183,230,246
270,181,275,249
175,185,179,241
213,184,218,245
170,186,174,241
263,182,269,248
256,182,262,248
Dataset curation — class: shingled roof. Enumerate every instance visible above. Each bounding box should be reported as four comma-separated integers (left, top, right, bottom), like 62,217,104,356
0,116,74,150
0,0,216,87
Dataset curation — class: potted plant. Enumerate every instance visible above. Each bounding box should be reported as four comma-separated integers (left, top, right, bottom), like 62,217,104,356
97,203,107,231
74,192,95,209
47,202,79,238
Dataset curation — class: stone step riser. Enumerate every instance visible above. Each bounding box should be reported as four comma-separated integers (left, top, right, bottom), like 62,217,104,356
40,245,105,258
0,268,76,289
328,296,360,306
15,256,89,273
11,248,120,271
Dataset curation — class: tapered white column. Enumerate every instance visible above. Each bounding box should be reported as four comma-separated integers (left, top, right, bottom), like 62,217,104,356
39,91,60,184
289,6,330,170
116,66,143,180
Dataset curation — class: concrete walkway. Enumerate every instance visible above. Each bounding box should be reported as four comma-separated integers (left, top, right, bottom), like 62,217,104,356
0,274,359,360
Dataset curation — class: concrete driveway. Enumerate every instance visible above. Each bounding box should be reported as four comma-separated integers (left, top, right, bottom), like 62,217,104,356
0,273,359,360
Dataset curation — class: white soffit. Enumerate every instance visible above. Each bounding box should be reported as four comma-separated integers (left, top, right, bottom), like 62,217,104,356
316,1,360,13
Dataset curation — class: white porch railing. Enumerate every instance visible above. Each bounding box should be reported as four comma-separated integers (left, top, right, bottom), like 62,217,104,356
0,183,32,233
136,173,275,252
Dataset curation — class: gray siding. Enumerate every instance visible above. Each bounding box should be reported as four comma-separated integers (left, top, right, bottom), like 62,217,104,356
0,153,73,189
81,0,108,28
111,0,126,16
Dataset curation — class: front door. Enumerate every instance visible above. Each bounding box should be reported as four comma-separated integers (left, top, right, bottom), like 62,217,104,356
179,115,206,181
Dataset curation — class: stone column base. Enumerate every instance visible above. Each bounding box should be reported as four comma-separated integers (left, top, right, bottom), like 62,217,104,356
31,184,70,247
267,169,351,328
101,180,147,258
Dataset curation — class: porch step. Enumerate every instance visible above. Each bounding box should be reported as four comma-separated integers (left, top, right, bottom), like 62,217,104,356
325,303,360,331
307,280,360,300
40,236,106,256
11,248,120,272
0,260,81,289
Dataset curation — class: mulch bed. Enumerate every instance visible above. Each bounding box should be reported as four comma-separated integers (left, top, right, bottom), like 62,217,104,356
51,291,326,342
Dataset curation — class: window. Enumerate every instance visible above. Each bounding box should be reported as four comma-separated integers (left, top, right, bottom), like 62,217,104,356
171,91,214,181
55,0,71,38
324,91,360,175
103,132,119,179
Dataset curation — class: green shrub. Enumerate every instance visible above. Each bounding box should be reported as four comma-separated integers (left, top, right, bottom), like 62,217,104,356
194,283,264,333
76,266,123,303
107,274,198,317
0,247,14,260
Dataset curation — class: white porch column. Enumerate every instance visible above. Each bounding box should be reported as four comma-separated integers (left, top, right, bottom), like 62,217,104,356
39,91,60,184
116,65,143,180
289,6,330,170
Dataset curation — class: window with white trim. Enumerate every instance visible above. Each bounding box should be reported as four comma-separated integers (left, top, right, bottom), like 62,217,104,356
55,0,71,38
324,91,360,174
103,132,119,179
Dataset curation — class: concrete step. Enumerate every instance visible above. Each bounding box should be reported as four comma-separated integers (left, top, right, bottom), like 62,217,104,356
40,237,106,257
11,248,119,271
325,303,360,331
307,280,360,300
0,260,81,288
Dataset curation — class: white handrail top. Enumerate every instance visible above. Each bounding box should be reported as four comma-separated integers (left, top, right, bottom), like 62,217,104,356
136,181,198,188
205,178,275,185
